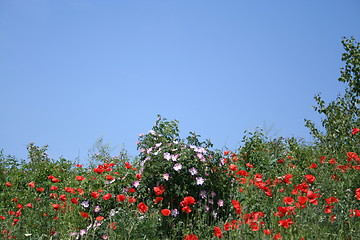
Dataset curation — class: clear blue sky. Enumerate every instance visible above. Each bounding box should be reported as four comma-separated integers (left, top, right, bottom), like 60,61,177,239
1,0,359,164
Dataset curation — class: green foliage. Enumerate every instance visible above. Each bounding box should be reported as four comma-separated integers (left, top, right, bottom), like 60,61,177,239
305,37,360,155
0,38,360,239
339,37,360,98
136,116,233,228
237,128,290,178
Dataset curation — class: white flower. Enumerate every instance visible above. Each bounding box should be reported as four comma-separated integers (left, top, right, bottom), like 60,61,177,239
164,152,171,161
197,153,206,162
199,190,207,199
189,167,198,175
133,181,140,188
171,154,179,161
109,209,118,216
171,209,179,217
80,229,87,236
163,173,170,181
196,177,204,185
81,201,89,208
173,163,182,171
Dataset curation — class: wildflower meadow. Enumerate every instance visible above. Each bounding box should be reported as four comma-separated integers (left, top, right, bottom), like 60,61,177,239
0,38,359,239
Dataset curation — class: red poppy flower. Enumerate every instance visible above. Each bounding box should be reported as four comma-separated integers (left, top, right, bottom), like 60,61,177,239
161,209,171,216
26,203,33,208
103,193,112,200
324,205,334,214
77,188,85,195
76,164,82,167
94,167,104,174
125,162,132,169
116,194,126,202
12,218,19,225
246,163,254,168
49,193,58,199
52,204,60,210
106,175,114,181
283,197,295,205
96,216,104,221
128,197,136,203
224,150,230,155
283,174,293,184
298,196,308,205
325,196,338,205
153,185,166,195
65,187,76,193
223,222,231,231
182,205,192,213
352,127,360,135
231,199,242,214
355,188,360,200
59,194,67,202
80,212,89,218
305,175,316,184
349,209,360,217
278,159,285,163
154,197,163,204
36,187,45,192
51,177,60,183
274,233,283,239
236,170,249,176
76,176,85,181
28,181,35,188
309,163,317,169
183,234,198,240
15,210,21,217
5,182,12,187
347,152,360,163
263,229,271,235
71,198,79,204
213,226,222,238
50,186,58,191
328,158,337,164
110,222,117,229
91,191,101,199
138,202,148,213
181,196,196,206
306,190,320,205
229,164,237,171
136,173,142,180
278,218,293,228
319,156,327,163
250,222,260,231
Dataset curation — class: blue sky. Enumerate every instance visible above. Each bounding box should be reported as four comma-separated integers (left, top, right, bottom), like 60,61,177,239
1,0,359,164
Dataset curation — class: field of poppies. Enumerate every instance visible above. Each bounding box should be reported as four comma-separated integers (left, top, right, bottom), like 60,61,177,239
0,38,359,239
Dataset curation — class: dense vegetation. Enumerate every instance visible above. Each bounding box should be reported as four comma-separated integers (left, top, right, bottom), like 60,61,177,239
1,37,359,239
